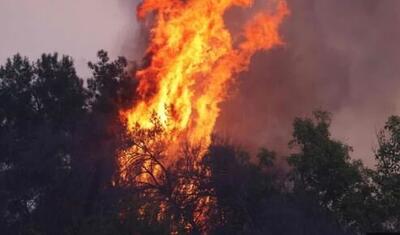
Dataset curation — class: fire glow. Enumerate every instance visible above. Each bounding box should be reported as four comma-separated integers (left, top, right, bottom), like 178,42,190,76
121,0,289,158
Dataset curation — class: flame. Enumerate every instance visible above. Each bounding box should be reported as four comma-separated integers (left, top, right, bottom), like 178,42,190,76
117,1,289,232
122,0,289,157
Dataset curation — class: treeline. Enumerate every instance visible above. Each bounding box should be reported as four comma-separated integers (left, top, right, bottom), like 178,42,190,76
0,51,399,235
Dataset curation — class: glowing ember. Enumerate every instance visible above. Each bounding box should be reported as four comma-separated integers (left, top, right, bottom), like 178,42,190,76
121,0,289,157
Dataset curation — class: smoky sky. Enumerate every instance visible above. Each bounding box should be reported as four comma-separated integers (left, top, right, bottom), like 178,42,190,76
1,0,399,165
0,0,138,76
216,0,400,165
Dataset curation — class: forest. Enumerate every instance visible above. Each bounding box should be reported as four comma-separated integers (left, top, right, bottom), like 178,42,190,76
0,51,399,235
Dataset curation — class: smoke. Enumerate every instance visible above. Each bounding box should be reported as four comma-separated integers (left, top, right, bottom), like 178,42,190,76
117,0,146,61
215,0,400,165
122,0,400,165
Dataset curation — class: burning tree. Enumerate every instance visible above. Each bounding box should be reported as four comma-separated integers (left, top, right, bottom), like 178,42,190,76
121,0,289,154
116,115,216,234
114,1,290,233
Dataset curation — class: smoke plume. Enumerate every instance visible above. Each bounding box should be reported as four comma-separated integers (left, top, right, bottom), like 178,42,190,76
215,0,400,165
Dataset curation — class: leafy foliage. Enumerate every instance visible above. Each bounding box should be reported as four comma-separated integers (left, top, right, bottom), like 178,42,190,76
373,116,400,231
0,52,399,235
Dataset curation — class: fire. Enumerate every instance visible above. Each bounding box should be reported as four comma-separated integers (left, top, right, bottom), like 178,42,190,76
121,0,289,157
117,1,289,232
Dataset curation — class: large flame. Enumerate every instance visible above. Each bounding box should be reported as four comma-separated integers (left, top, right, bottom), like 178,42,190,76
122,0,289,157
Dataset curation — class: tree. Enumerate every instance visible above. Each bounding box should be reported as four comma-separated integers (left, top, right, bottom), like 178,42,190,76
287,111,373,233
3,51,394,234
115,115,217,235
0,53,88,234
0,51,137,235
87,50,137,113
373,115,400,231
67,50,138,235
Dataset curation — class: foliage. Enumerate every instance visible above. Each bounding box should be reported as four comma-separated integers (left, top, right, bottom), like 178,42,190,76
287,111,400,233
0,54,87,234
373,116,400,231
0,52,399,235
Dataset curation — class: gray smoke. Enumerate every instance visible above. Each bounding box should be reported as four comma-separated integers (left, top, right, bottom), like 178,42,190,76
215,0,400,166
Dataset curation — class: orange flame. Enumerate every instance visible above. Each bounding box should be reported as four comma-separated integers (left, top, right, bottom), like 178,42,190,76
122,0,289,157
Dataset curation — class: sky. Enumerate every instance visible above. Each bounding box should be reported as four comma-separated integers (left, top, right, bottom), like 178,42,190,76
1,0,400,166
0,0,138,76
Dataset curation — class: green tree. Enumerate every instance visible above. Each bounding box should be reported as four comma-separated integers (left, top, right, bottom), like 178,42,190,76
288,111,373,233
203,140,285,234
373,115,400,231
0,51,137,235
87,50,136,113
0,53,88,234
68,50,138,235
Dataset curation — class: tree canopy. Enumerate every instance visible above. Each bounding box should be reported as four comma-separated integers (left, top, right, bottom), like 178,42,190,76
0,52,399,235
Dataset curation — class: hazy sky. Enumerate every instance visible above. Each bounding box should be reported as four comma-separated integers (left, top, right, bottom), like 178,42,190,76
0,0,138,76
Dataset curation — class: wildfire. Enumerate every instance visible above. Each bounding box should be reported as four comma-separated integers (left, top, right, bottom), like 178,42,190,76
121,0,289,157
116,1,289,233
